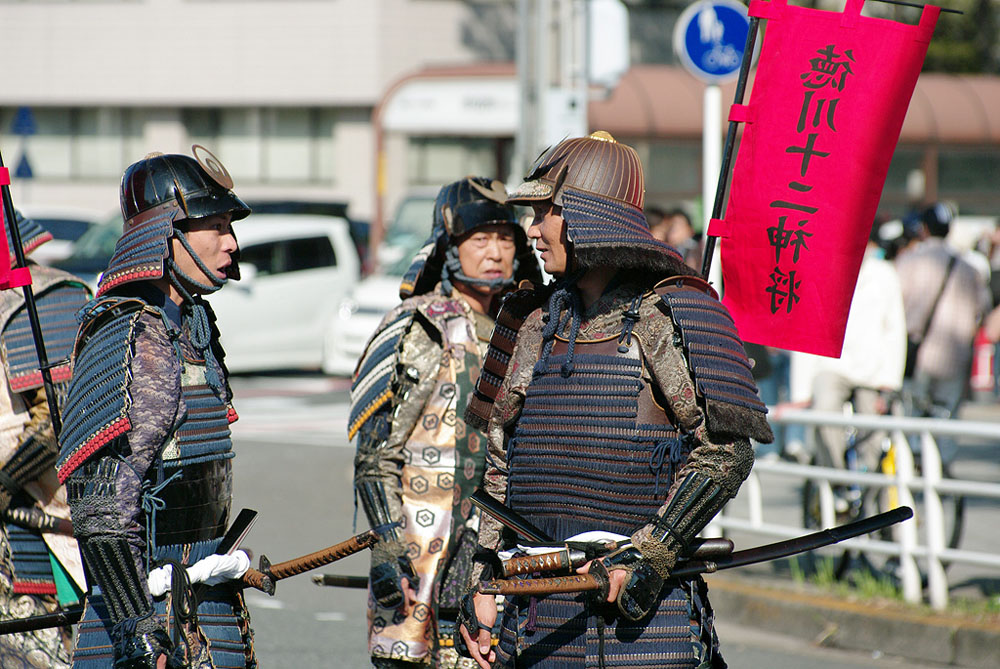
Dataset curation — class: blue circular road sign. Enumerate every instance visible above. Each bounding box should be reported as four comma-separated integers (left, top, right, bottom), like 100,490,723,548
674,0,752,84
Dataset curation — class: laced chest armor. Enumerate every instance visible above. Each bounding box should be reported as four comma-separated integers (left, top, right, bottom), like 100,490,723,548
508,331,683,540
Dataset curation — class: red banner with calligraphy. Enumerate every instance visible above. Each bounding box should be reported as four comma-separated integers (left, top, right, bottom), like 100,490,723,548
713,0,939,357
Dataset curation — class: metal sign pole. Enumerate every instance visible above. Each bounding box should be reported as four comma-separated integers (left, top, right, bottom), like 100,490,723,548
699,16,760,280
701,16,760,277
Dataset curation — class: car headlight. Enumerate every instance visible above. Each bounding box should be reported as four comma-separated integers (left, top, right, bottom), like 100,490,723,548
338,298,359,320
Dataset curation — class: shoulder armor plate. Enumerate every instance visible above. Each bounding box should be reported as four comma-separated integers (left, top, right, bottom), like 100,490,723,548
56,297,148,482
348,307,415,441
654,275,766,415
465,282,551,429
2,279,91,392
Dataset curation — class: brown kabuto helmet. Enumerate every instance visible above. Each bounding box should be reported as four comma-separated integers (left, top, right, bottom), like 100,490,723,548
508,131,692,275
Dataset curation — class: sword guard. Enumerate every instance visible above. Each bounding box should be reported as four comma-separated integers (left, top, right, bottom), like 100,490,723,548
259,554,272,575
589,560,611,602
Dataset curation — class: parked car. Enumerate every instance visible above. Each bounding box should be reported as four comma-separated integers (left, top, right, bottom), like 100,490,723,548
18,204,107,265
321,190,437,376
211,214,360,373
245,199,369,267
52,213,122,289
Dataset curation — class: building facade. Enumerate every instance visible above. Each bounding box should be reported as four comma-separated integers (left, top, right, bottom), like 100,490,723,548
1,0,997,253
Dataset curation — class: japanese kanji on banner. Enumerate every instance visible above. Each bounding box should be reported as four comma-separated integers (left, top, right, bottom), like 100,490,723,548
713,0,940,357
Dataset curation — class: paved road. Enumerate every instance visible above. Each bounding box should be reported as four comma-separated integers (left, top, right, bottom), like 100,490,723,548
226,373,997,667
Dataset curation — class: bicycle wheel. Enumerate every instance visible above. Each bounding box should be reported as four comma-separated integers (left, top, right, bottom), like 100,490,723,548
800,471,855,580
908,462,966,555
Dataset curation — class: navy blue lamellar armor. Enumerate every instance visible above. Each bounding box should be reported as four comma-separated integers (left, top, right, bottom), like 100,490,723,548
57,297,237,485
57,298,146,482
654,276,767,416
508,337,684,540
1,278,90,395
149,366,235,548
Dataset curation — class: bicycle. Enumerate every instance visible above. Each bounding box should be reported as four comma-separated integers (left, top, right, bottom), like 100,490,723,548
799,388,965,582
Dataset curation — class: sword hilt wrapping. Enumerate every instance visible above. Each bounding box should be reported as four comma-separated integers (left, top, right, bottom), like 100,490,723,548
480,561,611,601
501,550,577,577
265,530,379,580
240,567,275,596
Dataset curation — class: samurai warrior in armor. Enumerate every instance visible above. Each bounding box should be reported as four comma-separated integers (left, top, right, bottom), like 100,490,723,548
57,147,256,668
458,132,774,668
350,177,540,668
0,211,90,668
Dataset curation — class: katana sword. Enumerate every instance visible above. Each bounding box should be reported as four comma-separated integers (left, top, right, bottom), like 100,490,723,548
500,537,734,578
469,488,550,542
2,505,74,536
470,487,734,575
480,506,913,597
241,528,379,596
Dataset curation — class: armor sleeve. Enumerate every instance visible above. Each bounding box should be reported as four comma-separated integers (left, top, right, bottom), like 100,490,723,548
652,276,772,443
353,310,441,516
0,388,56,512
629,291,756,583
351,306,441,604
66,310,182,654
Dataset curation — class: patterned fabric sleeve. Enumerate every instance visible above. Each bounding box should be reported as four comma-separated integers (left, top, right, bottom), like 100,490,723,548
354,319,441,521
68,311,183,614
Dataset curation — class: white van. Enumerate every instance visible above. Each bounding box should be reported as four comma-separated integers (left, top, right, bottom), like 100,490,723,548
212,213,360,372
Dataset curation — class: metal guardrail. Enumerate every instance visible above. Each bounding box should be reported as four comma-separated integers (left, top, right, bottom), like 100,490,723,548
706,408,1000,610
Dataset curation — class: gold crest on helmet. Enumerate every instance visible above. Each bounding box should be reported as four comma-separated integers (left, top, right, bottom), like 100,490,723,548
192,144,235,190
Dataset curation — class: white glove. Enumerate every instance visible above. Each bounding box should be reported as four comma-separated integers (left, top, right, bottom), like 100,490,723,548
148,550,251,597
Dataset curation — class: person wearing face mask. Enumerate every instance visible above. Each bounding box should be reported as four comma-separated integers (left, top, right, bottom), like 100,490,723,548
57,146,256,668
349,177,540,668
457,132,772,669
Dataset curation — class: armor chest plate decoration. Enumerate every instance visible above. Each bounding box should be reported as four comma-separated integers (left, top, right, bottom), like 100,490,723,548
508,336,685,540
150,360,235,553
368,300,487,664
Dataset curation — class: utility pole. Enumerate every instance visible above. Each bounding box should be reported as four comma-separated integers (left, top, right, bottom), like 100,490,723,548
512,0,590,185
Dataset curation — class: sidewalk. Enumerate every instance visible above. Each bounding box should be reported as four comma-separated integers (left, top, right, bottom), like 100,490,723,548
708,570,1000,668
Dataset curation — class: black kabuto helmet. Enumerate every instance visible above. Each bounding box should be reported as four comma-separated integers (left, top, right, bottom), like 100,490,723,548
399,176,541,299
98,145,250,297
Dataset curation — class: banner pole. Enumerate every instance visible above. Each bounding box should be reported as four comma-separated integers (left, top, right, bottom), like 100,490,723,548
0,150,62,437
699,15,761,280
